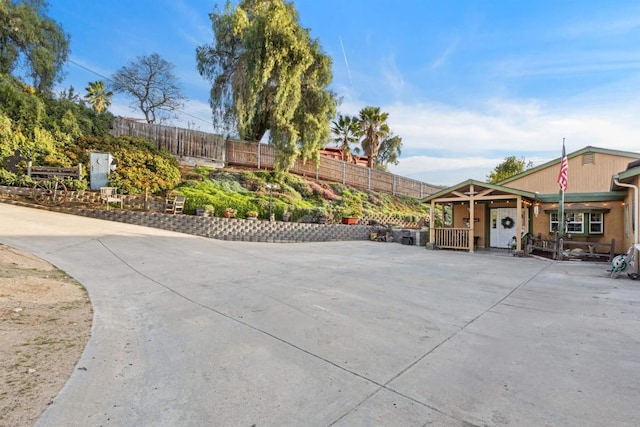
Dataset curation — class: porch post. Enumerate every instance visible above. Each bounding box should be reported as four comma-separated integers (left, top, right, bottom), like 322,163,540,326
430,201,436,245
523,201,530,254
516,195,522,251
469,187,475,253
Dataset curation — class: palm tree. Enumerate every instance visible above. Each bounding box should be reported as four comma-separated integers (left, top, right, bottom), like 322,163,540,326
330,114,361,162
84,81,113,114
358,106,390,169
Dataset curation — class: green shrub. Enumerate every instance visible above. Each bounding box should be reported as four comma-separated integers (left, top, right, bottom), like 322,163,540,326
0,168,16,185
77,135,181,194
64,178,88,191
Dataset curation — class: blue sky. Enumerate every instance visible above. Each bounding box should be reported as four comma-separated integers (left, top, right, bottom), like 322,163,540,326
48,0,640,186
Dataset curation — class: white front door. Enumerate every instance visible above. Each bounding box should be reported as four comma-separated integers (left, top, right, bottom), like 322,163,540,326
490,208,517,248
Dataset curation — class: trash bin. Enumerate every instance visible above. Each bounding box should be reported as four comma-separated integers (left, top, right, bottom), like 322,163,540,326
401,230,415,245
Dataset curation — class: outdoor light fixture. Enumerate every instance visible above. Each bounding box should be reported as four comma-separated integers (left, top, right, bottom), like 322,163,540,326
534,205,540,217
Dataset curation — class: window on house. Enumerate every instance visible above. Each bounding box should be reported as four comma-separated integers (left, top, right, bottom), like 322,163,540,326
549,211,603,235
566,213,584,233
550,212,559,232
589,212,603,234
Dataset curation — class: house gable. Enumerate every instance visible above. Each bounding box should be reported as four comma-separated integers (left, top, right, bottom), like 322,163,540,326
422,179,536,202
499,146,640,194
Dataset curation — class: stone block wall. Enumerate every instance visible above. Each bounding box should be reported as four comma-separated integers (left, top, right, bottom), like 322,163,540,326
76,210,373,242
1,186,436,244
1,186,372,243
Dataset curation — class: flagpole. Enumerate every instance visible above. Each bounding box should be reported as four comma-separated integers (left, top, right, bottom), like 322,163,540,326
558,138,567,238
559,180,565,237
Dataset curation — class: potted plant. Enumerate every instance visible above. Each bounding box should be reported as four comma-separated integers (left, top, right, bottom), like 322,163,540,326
223,207,235,218
314,206,329,224
281,205,291,222
246,210,258,220
340,201,362,225
342,216,359,225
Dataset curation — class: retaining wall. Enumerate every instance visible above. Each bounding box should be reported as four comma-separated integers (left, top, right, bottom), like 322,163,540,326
0,186,373,243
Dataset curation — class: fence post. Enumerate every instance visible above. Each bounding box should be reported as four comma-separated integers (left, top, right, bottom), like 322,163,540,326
257,142,261,169
316,163,319,180
557,236,563,260
609,238,616,262
342,162,346,184
392,175,396,196
368,168,371,191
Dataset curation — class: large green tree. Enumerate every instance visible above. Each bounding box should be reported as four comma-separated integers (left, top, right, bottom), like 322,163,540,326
111,53,186,124
358,106,389,169
376,133,402,171
330,114,361,162
487,156,533,183
196,0,336,171
0,0,69,93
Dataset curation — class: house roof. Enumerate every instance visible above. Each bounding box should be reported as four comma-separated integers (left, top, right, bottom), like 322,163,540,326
498,146,640,186
423,180,626,204
422,179,537,202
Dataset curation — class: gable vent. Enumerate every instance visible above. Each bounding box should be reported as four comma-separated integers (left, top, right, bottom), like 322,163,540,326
582,152,595,165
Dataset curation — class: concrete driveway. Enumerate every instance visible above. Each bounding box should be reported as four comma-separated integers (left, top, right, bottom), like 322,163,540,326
1,203,639,427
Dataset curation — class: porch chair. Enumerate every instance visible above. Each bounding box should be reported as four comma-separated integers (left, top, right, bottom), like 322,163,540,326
100,187,124,209
165,195,185,214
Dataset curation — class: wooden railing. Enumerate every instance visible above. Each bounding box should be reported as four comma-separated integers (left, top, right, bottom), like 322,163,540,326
434,228,470,250
111,118,442,199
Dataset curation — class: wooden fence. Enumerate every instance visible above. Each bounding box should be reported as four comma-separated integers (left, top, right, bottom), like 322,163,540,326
111,117,442,199
529,235,615,261
111,118,226,161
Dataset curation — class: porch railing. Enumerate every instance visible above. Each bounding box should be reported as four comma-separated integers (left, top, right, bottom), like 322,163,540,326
435,228,470,250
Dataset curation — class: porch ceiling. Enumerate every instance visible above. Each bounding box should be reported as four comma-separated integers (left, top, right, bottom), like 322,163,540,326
543,202,611,213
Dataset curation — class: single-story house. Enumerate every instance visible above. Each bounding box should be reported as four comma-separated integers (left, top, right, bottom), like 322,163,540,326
318,146,369,167
423,146,640,266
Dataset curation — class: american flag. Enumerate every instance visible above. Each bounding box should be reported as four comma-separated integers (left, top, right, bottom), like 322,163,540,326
557,141,568,192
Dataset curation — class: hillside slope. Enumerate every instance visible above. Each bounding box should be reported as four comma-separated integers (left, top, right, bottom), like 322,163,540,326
174,166,429,225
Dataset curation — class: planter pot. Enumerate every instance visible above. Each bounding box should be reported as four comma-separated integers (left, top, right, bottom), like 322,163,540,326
223,210,234,218
342,217,359,225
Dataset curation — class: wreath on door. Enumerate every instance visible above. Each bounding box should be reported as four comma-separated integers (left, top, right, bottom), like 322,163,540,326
501,216,515,229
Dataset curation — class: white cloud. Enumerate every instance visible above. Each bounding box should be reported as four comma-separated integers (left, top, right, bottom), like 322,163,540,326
380,54,405,98
389,154,500,184
384,97,640,156
430,38,460,70
494,51,640,78
334,72,640,186
376,93,640,186
562,15,640,38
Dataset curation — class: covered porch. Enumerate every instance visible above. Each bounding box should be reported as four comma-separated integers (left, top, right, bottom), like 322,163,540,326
423,180,537,253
